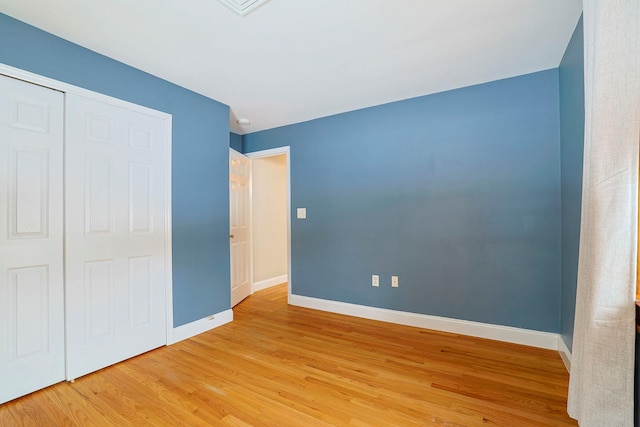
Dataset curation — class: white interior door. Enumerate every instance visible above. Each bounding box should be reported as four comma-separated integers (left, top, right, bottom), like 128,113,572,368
0,75,65,403
65,93,170,380
230,149,251,307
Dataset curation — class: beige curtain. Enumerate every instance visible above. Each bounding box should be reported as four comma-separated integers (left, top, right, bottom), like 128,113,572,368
567,1,640,426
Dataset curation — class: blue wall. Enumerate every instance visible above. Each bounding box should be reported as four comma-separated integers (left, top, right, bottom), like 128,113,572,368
559,17,585,351
245,70,562,332
230,132,243,152
0,13,231,327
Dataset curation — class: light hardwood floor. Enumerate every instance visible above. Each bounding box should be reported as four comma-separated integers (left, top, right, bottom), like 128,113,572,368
0,284,577,426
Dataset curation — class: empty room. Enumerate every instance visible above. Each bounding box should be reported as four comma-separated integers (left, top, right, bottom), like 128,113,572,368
0,1,638,426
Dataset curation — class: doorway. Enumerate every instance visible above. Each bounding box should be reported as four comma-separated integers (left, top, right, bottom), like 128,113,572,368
247,147,291,301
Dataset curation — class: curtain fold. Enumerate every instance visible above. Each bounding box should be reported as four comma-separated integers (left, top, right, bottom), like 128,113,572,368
568,1,640,426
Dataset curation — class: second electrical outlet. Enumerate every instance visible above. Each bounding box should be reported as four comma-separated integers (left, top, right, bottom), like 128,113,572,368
391,276,399,287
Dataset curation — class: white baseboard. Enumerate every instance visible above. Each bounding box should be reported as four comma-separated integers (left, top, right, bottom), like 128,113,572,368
169,309,233,344
252,274,288,293
289,294,560,350
557,336,572,372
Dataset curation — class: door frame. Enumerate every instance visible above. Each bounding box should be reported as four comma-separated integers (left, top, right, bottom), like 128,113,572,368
0,62,175,349
245,146,291,302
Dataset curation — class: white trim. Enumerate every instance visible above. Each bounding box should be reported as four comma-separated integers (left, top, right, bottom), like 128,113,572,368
246,148,255,296
289,294,560,350
558,336,572,372
0,62,175,347
164,119,174,344
229,147,243,156
0,63,171,119
253,274,288,293
169,309,234,344
245,147,291,303
245,146,290,159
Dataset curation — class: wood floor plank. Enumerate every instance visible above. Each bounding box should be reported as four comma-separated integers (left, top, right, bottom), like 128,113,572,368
40,384,112,427
0,283,577,426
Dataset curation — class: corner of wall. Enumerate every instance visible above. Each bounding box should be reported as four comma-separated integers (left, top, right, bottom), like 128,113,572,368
558,335,572,372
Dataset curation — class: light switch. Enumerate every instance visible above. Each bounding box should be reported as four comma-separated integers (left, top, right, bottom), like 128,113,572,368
297,208,307,219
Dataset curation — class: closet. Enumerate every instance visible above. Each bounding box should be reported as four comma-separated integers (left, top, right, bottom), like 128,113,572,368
0,72,171,403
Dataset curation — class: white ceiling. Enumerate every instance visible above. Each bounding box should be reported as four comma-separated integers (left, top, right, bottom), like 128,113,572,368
0,0,582,134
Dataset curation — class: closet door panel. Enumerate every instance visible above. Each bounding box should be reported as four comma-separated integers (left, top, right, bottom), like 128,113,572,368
65,94,169,380
0,75,65,404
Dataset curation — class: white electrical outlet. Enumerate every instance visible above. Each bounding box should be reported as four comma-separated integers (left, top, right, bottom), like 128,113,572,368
391,276,399,287
372,275,379,287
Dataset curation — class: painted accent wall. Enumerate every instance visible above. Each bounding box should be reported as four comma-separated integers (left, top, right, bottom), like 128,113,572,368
252,155,288,283
244,70,562,332
0,13,231,327
559,16,585,352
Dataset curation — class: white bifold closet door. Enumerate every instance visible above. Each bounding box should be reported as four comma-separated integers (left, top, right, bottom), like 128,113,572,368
0,76,65,403
64,94,169,380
